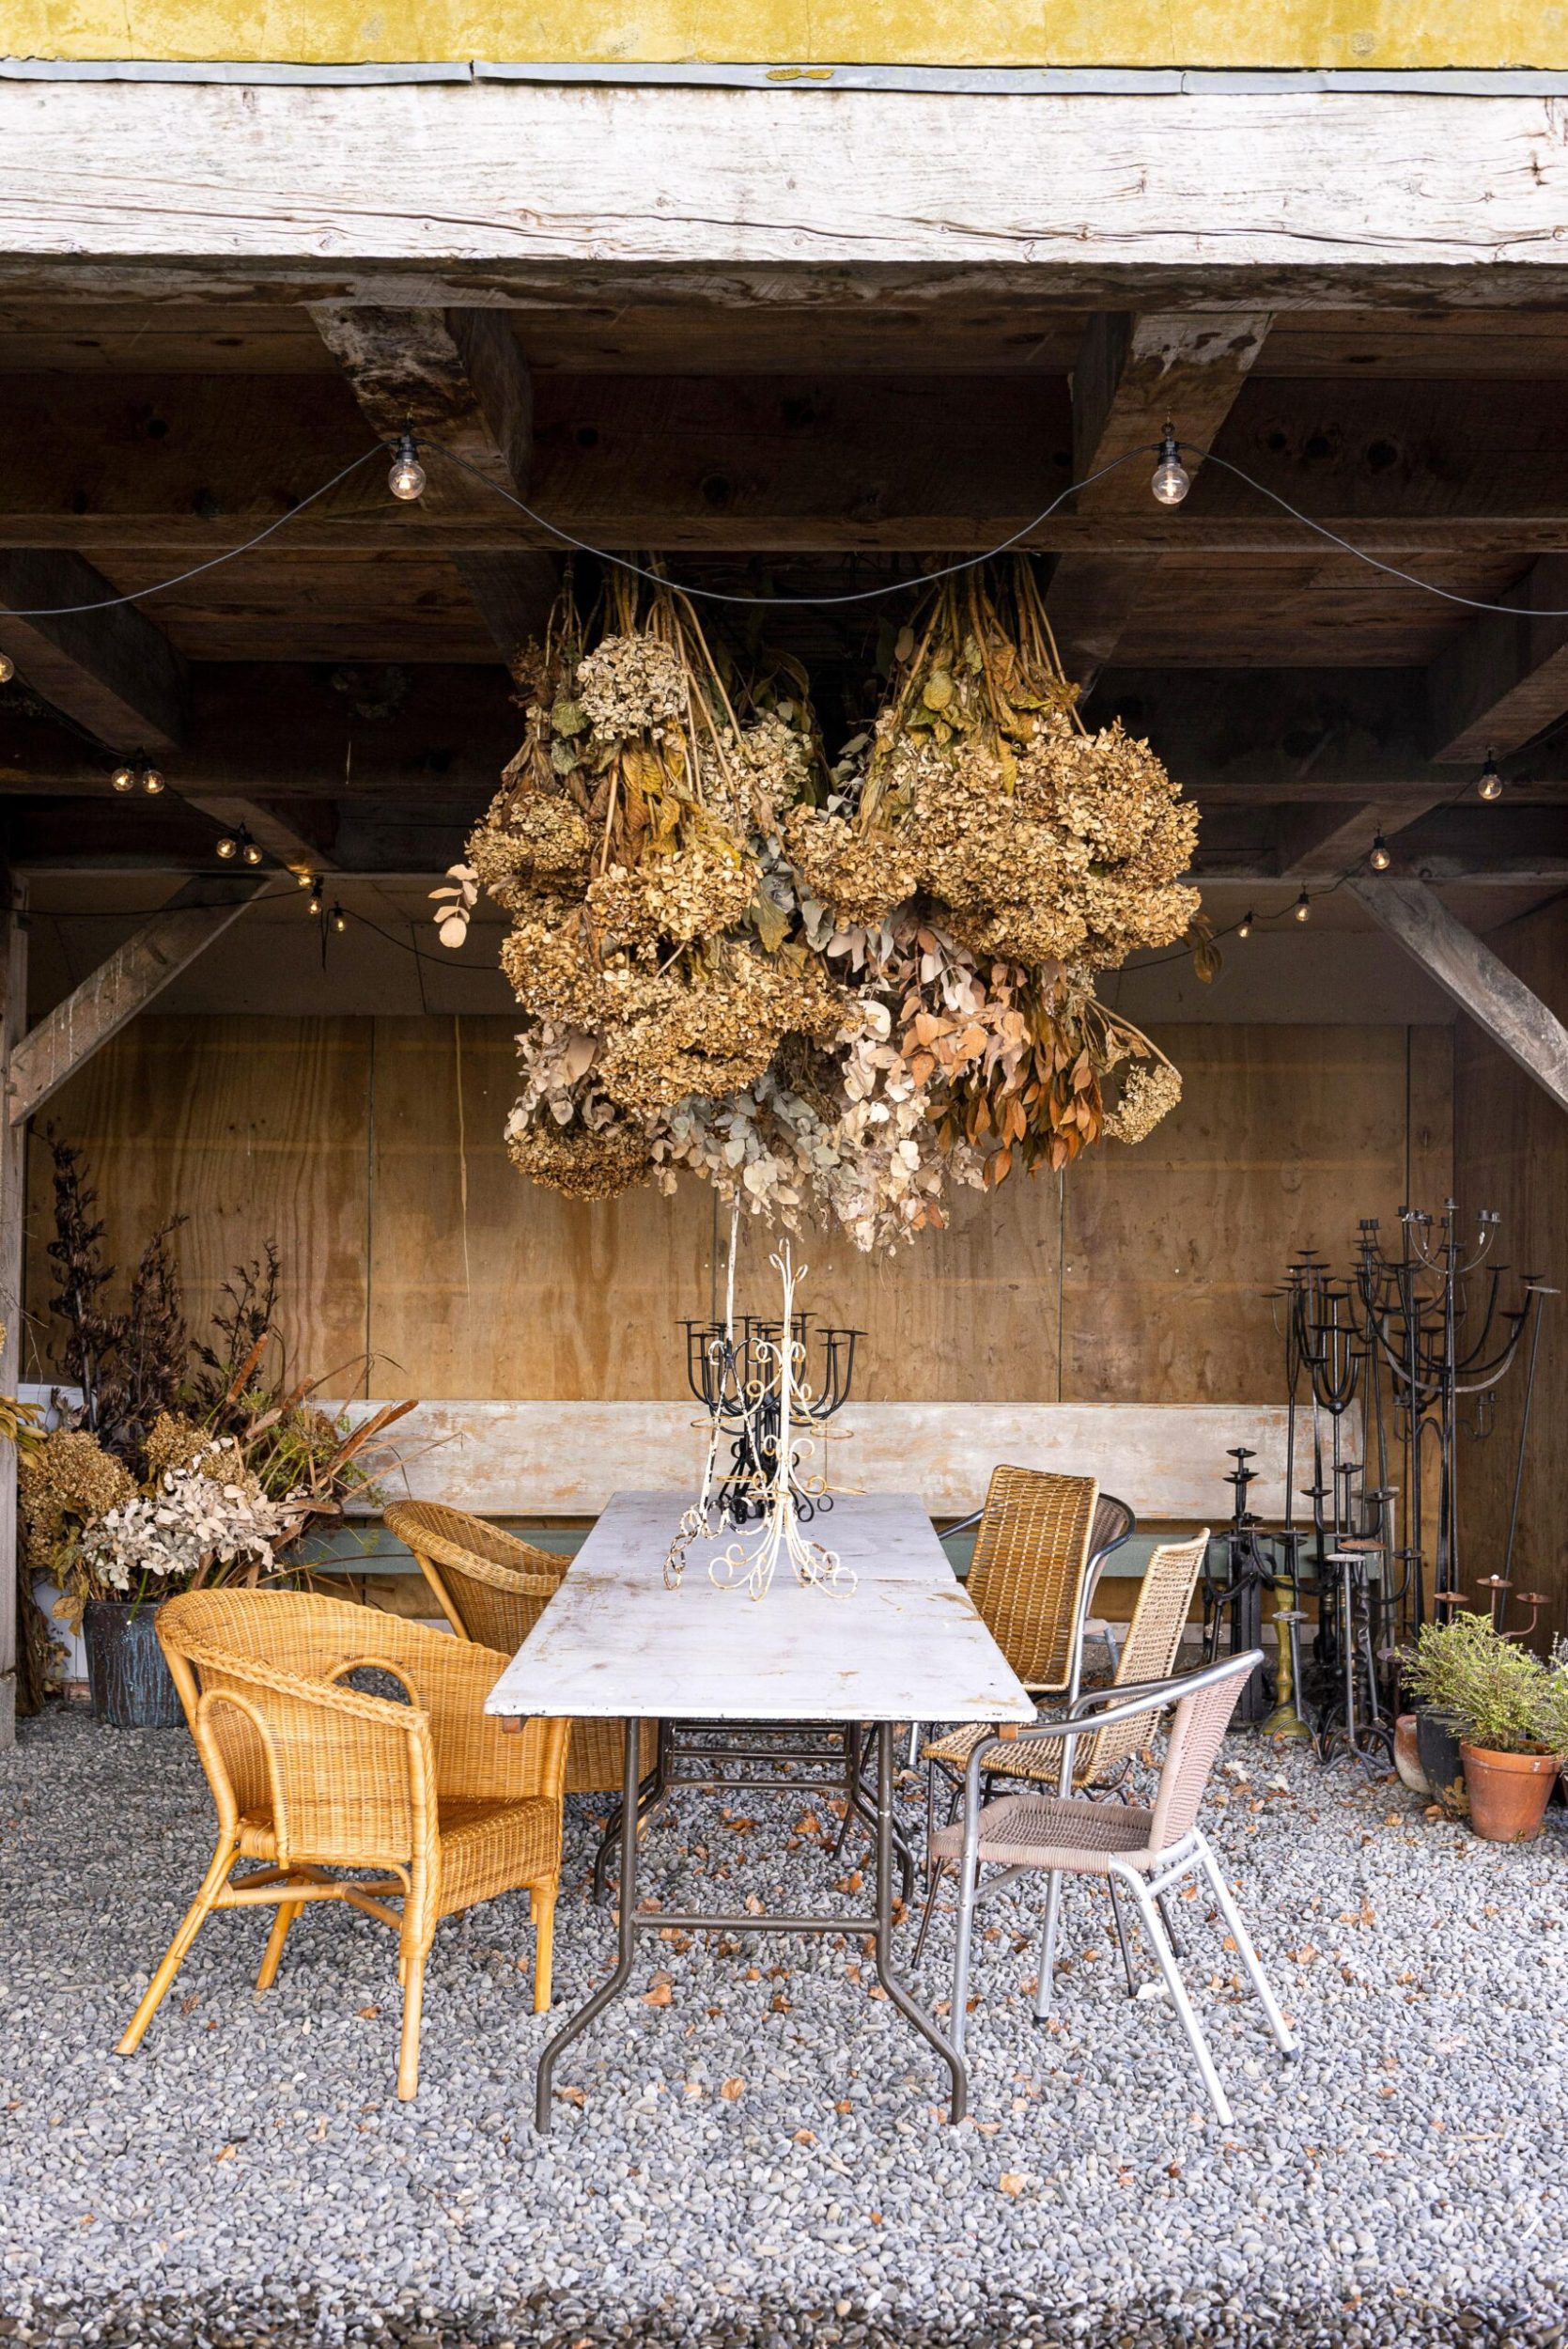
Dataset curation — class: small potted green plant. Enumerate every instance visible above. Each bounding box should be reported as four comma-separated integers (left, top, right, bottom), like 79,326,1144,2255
1404,1612,1568,1843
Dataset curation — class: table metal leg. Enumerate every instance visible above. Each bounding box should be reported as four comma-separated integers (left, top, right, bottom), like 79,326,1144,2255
592,1719,668,1907
837,1721,917,1903
536,1717,644,2133
868,1722,969,2125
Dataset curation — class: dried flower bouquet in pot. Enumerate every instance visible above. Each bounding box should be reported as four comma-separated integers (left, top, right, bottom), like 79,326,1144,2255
440,560,1205,1252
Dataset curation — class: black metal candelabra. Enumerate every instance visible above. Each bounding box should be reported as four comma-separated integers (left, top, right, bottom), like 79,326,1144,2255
680,1310,861,1527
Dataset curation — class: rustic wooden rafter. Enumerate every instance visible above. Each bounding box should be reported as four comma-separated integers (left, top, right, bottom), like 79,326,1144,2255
6,872,270,1127
310,303,559,655
0,548,187,751
1348,875,1568,1112
1427,553,1568,766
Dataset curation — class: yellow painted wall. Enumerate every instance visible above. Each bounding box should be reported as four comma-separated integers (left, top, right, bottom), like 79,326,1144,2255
10,0,1568,67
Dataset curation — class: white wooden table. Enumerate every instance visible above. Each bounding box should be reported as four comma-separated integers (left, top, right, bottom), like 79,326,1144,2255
486,1489,1034,2128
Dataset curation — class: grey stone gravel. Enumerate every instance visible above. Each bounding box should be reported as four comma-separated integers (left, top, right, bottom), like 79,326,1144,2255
2,1707,1567,2348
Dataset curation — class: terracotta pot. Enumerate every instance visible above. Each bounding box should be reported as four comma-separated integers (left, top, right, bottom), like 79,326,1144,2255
1416,1708,1468,1818
1393,1714,1431,1798
1460,1743,1563,1843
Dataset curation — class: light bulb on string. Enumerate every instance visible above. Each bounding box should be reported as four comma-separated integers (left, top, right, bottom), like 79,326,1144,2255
294,867,313,890
387,432,426,503
1236,910,1253,940
1293,890,1312,924
1151,423,1190,507
0,652,13,685
1369,833,1392,872
305,877,323,915
1478,752,1503,801
215,832,239,860
241,836,263,867
140,764,164,795
111,762,136,794
330,902,348,935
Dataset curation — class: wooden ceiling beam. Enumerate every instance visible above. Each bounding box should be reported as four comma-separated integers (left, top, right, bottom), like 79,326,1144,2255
1199,802,1568,885
1272,797,1449,880
4,371,1568,558
1426,552,1568,766
309,304,559,656
1048,311,1271,685
1349,874,1568,1112
0,548,187,752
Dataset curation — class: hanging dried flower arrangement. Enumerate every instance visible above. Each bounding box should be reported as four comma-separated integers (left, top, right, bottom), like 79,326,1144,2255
440,559,1202,1250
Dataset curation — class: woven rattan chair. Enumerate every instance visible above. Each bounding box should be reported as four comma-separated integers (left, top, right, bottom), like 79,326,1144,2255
932,1528,1210,1803
920,1650,1296,2124
918,1476,1133,1822
116,1589,568,2101
385,1499,647,1796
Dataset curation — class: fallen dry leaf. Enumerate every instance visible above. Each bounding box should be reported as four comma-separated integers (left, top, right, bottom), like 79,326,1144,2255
357,2006,380,2020
214,2144,238,2164
793,2127,815,2145
999,2171,1026,2196
720,2077,745,2102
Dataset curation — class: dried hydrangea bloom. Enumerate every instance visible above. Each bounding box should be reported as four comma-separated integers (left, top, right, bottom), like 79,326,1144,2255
499,898,610,1026
783,805,919,926
585,840,756,952
506,1114,655,1200
1103,1059,1184,1143
467,792,592,893
576,631,688,736
19,1428,137,1569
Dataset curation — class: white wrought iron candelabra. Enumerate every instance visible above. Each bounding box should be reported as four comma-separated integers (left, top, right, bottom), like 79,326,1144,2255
664,1221,857,1604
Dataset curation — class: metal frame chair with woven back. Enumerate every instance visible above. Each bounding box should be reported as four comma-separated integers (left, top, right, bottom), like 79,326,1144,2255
919,1470,1135,1843
384,1500,651,1796
116,1589,569,2101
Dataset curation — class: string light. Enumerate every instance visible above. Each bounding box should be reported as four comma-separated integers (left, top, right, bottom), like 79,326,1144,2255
1236,910,1253,940
140,762,164,795
330,902,348,934
1478,753,1503,802
0,652,13,685
293,867,313,890
110,762,136,794
305,879,323,915
387,432,427,503
1369,833,1392,872
1151,423,1191,507
111,754,163,796
1293,890,1312,924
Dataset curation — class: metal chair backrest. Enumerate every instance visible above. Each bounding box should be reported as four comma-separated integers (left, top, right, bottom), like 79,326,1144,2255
1146,1649,1254,1855
384,1499,565,1653
965,1466,1099,1692
1084,1528,1209,1782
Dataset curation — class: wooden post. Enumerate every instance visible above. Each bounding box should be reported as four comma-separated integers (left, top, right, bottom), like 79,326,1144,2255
0,876,26,1747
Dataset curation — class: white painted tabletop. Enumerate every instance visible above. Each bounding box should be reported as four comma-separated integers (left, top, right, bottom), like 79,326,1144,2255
485,1489,1036,1726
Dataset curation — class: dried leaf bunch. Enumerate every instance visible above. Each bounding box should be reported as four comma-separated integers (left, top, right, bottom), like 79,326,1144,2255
442,562,1201,1250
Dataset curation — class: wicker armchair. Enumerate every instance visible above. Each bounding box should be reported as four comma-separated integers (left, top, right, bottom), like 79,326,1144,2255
116,1589,568,2101
919,1473,1132,1813
384,1500,649,1795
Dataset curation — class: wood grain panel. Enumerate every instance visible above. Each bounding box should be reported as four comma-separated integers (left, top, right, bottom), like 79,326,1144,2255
22,1017,372,1392
1060,1025,1413,1404
1454,898,1568,1640
365,1016,712,1401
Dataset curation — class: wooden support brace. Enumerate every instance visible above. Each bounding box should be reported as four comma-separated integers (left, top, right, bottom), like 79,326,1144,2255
0,548,187,754
7,874,269,1129
1348,874,1568,1114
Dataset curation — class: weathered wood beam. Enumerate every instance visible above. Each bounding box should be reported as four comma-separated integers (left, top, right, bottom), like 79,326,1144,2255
1049,311,1271,686
1274,797,1448,880
309,305,559,655
7,372,1568,557
7,874,269,1127
5,83,1568,291
0,549,187,752
183,795,338,874
1427,554,1568,765
0,874,24,1744
1348,875,1568,1112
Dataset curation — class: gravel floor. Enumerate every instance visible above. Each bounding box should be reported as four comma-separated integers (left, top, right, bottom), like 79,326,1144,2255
2,1706,1567,2349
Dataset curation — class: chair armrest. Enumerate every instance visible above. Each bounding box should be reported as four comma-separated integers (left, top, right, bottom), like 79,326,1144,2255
942,1508,984,1539
965,1649,1263,1786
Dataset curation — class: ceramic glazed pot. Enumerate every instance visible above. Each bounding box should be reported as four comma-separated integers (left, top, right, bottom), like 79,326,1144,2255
1416,1707,1468,1818
83,1599,182,1729
1392,1714,1431,1798
1460,1744,1562,1843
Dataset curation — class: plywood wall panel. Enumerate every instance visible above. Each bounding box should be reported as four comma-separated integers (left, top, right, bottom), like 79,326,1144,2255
1060,1025,1414,1403
1453,902,1568,1639
23,1016,372,1389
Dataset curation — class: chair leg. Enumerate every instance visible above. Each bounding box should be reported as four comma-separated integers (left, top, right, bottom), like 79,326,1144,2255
1157,1890,1188,1959
1106,1875,1138,1999
950,1845,981,2059
116,1835,237,2056
912,1857,949,1968
532,1887,556,2015
255,1897,304,1993
1032,1870,1064,2022
396,1936,428,2102
1199,1839,1296,2056
1121,1865,1232,2126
